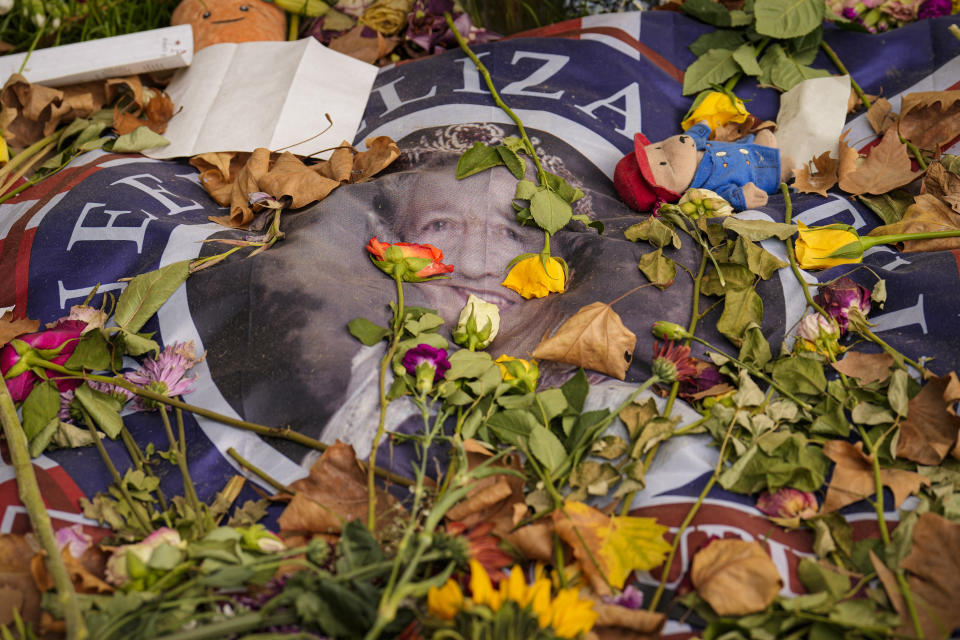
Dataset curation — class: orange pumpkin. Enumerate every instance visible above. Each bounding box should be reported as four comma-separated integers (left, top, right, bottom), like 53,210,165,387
172,0,287,51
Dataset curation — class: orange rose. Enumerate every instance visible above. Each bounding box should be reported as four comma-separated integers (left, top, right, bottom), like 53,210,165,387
366,237,454,281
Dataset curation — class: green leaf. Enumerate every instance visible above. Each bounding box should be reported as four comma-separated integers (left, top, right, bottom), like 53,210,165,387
729,236,788,279
74,383,124,438
487,410,539,447
496,146,525,180
738,324,771,368
536,388,568,422
561,368,589,413
624,216,680,248
337,519,384,573
681,0,737,26
28,418,60,458
529,425,567,474
787,26,823,64
850,402,895,425
348,317,390,346
733,370,765,408
811,402,850,437
887,368,909,417
772,357,826,396
114,260,190,334
732,43,763,77
797,557,850,598
722,217,798,241
107,126,170,153
64,329,112,371
22,381,60,442
120,330,159,357
857,191,913,226
515,179,538,201
717,287,763,346
530,188,573,234
446,350,495,380
701,262,755,295
638,248,676,290
591,435,628,460
403,312,444,336
689,29,746,57
456,142,504,179
683,48,740,96
755,0,824,38
543,172,584,204
760,43,831,91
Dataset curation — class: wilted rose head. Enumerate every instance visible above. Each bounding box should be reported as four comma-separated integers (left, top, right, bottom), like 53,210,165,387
814,276,870,333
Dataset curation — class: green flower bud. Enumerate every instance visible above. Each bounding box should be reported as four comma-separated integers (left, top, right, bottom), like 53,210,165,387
652,321,691,341
452,294,501,351
678,188,733,218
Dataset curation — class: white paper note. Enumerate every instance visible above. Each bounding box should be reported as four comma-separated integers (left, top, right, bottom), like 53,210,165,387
144,38,378,160
776,75,852,172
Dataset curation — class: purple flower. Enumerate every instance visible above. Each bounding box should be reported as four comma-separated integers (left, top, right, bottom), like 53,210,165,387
918,0,952,18
605,584,644,609
678,359,727,400
842,6,860,18
404,0,495,55
1,320,86,402
401,344,450,381
814,277,871,334
125,342,201,411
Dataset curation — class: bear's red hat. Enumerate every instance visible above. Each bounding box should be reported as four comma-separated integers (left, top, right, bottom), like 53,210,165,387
613,132,682,211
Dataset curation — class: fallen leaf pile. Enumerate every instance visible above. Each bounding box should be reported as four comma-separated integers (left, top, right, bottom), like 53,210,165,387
190,136,401,228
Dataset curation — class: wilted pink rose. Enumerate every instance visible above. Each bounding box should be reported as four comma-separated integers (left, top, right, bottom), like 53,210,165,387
756,488,818,520
55,524,93,558
814,277,870,334
0,320,86,402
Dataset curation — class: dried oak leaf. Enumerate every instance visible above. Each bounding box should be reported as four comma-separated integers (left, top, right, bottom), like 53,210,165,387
329,24,398,64
896,375,960,465
258,152,340,209
869,193,960,252
838,127,921,196
276,440,402,534
210,147,272,228
821,440,929,513
531,302,636,380
899,91,960,153
830,351,894,385
553,501,670,596
866,97,898,135
792,151,838,197
691,539,782,616
921,160,960,214
0,534,42,628
901,512,960,638
0,311,39,348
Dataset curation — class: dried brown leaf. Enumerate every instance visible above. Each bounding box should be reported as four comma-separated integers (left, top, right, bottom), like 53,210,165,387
501,522,554,563
866,97,898,135
352,136,401,183
258,152,340,209
112,108,146,136
901,512,960,638
869,193,960,252
838,127,921,196
896,375,960,465
0,535,42,628
210,147,272,228
143,91,175,134
316,141,356,182
104,76,143,109
328,24,398,64
899,90,960,153
848,87,879,114
830,351,894,385
821,440,929,513
31,547,112,595
276,440,402,534
531,302,636,380
921,161,960,214
691,539,782,616
792,151,839,197
0,311,39,348
592,599,666,636
191,151,246,206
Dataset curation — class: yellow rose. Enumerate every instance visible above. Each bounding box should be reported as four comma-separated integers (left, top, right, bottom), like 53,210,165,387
427,579,464,620
501,255,566,299
494,355,539,392
681,90,749,132
794,222,863,270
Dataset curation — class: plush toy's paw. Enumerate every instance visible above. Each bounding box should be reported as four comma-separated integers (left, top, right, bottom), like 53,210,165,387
753,129,777,149
742,182,768,209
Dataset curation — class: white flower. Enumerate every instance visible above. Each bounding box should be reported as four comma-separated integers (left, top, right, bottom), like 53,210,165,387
452,294,501,350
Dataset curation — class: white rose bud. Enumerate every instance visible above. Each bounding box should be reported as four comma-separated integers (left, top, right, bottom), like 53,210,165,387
452,294,500,351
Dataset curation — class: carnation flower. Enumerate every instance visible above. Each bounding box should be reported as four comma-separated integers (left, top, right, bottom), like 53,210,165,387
401,343,450,393
125,342,201,411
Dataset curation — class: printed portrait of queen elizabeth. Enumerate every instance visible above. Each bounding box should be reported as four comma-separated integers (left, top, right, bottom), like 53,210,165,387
186,123,787,461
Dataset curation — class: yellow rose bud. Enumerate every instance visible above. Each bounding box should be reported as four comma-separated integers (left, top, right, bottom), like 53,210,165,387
794,222,863,270
681,90,749,132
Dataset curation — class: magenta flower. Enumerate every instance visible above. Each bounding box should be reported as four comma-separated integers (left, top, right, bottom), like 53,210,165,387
679,359,727,400
918,0,951,17
0,320,86,402
605,584,644,610
756,488,818,520
125,342,201,411
814,277,871,334
56,524,93,558
401,344,451,381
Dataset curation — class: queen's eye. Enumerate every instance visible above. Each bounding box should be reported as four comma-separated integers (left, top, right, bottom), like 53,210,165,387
239,4,249,10
202,11,211,18
425,220,447,232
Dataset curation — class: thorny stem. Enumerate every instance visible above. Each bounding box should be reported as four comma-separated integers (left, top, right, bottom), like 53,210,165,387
648,411,737,612
781,183,834,321
81,412,152,533
857,426,925,638
26,359,411,487
227,447,295,494
369,275,405,529
0,378,88,640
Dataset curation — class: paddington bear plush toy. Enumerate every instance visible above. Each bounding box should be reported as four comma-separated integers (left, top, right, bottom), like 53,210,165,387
614,122,787,212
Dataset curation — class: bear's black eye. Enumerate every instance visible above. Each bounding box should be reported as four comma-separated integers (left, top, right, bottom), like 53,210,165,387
202,11,210,18
679,136,687,143
659,162,667,166
240,4,249,10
